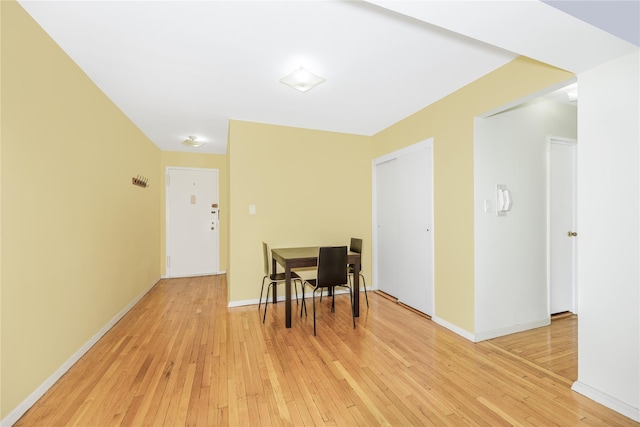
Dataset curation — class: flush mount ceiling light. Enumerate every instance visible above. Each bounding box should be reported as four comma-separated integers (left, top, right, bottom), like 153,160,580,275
182,136,204,148
280,67,325,93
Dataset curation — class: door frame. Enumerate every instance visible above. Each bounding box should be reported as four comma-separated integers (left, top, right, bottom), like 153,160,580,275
372,138,435,315
165,166,220,278
547,136,578,315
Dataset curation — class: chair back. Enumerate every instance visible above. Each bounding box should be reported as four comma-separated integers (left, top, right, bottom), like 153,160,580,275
262,242,271,276
349,238,363,268
316,246,348,288
349,238,362,254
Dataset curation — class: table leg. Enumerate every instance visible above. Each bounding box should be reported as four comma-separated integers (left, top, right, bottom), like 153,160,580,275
353,257,360,317
271,257,278,304
285,265,292,328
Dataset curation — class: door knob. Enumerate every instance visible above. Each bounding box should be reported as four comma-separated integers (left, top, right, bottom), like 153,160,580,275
567,231,577,237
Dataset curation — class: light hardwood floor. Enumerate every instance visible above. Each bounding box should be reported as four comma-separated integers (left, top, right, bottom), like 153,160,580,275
16,275,637,426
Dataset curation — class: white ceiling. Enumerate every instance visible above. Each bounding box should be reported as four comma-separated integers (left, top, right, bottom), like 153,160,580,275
17,0,639,154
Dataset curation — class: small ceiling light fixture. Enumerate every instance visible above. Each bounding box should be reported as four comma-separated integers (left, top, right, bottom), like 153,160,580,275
280,67,325,93
182,136,204,148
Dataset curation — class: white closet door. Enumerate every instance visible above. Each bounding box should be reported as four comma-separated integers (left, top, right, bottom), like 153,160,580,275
375,158,399,297
374,140,434,316
396,146,433,314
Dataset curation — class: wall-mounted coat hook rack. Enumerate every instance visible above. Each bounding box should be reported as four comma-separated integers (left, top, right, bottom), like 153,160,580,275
132,175,149,188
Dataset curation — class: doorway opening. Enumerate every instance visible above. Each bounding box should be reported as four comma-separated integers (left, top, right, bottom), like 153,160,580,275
473,79,577,339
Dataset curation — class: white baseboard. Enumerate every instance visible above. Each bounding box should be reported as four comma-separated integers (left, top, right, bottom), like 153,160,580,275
1,278,160,427
227,288,356,308
431,316,476,341
228,297,261,308
161,270,226,279
572,381,640,422
421,316,551,343
473,318,550,342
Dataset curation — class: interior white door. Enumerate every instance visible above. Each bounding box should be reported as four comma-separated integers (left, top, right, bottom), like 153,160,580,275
375,158,399,298
166,168,219,277
374,139,434,316
550,139,577,314
396,145,433,314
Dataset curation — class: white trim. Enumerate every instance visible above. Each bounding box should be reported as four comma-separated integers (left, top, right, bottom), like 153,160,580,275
1,278,160,427
432,316,475,342
473,318,550,342
228,298,261,308
373,138,432,165
161,271,226,280
572,381,640,422
433,315,550,343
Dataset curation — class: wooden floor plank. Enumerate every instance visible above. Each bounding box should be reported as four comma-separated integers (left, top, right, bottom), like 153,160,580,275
14,276,638,427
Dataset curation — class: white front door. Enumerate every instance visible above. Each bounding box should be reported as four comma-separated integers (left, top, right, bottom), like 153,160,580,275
166,167,219,277
549,138,577,314
374,139,434,316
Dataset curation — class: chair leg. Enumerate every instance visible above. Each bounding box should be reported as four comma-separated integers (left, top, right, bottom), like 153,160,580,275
313,289,317,336
350,273,369,308
300,282,308,318
360,273,369,307
320,287,332,303
258,276,267,311
349,286,356,329
297,279,305,305
263,282,272,323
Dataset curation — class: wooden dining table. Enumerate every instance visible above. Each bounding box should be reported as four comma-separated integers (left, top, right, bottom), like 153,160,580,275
271,246,361,328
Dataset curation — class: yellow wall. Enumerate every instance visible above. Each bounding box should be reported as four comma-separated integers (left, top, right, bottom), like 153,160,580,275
0,1,574,418
373,57,573,333
227,121,372,302
1,2,161,417
160,151,229,275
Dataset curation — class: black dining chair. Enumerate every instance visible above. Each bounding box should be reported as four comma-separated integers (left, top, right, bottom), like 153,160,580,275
348,237,369,307
259,242,303,323
300,246,355,335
